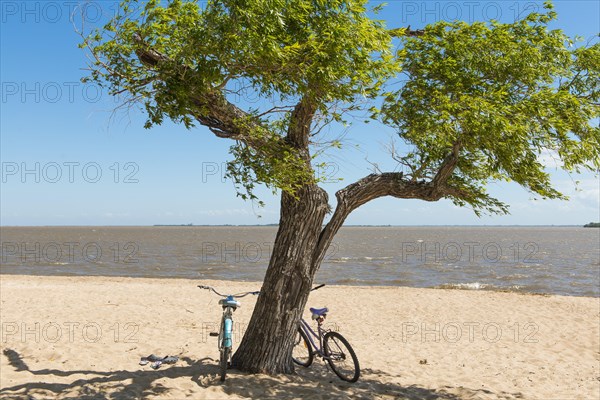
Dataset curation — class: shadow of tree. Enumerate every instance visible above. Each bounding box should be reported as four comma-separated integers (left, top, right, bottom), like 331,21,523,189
1,348,523,399
1,349,215,399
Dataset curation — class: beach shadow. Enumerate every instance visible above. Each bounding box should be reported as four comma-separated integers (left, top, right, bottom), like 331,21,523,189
1,349,523,399
221,363,524,400
1,349,217,399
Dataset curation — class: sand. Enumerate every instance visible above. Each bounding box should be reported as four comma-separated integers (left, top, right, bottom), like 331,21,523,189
0,275,598,399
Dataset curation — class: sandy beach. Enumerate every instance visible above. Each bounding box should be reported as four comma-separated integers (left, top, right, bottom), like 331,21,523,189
0,275,598,399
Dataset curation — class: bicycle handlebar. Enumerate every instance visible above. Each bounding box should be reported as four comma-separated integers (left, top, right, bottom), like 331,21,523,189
198,283,324,297
198,285,259,298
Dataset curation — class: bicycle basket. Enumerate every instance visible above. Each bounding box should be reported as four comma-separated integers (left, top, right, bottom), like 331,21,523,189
219,298,241,308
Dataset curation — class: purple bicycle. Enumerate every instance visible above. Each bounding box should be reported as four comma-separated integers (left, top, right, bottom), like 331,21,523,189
292,284,360,382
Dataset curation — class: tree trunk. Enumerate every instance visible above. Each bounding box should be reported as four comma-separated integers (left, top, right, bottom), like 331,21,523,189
231,184,329,374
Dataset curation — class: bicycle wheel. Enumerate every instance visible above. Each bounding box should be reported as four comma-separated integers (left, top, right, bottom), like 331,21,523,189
292,328,313,367
219,346,230,382
323,331,360,382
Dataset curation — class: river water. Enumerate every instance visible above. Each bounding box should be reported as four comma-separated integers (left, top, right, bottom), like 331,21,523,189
1,226,598,297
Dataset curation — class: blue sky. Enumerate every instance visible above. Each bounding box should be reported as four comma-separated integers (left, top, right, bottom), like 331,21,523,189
1,0,599,226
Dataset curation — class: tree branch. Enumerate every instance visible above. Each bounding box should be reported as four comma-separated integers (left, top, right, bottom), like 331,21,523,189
313,172,443,267
405,25,426,37
313,141,462,267
389,25,426,38
432,141,461,188
286,96,316,154
133,34,277,149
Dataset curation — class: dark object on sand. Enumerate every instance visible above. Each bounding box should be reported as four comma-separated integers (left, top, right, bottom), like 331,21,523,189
139,354,179,369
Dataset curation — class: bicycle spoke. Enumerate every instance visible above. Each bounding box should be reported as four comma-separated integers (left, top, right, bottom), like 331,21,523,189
292,328,313,368
324,332,360,382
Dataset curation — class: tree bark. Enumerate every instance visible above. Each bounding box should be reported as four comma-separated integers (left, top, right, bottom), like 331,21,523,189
231,184,329,373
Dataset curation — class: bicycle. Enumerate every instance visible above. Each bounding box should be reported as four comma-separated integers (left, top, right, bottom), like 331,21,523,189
197,284,259,382
292,284,360,382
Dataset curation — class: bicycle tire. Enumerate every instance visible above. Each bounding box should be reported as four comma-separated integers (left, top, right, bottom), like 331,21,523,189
219,346,230,382
323,331,360,382
292,327,313,367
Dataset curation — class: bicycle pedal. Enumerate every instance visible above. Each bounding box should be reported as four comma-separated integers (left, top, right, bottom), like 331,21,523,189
209,332,219,337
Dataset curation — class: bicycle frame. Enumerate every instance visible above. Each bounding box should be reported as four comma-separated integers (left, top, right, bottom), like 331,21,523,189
218,305,235,350
292,284,360,383
197,284,259,380
296,283,333,359
198,285,260,350
298,317,333,360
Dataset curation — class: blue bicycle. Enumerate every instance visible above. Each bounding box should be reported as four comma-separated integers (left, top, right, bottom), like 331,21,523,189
292,284,360,382
197,285,259,382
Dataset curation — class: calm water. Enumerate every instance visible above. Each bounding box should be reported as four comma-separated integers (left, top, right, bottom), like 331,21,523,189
1,226,598,297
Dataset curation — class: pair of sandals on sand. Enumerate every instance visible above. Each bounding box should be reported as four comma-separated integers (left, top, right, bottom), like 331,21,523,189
139,354,179,369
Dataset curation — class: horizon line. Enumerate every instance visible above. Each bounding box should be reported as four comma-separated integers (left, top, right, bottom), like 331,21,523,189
1,224,596,228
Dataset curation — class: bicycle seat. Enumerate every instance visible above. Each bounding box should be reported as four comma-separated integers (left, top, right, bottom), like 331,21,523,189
310,307,328,318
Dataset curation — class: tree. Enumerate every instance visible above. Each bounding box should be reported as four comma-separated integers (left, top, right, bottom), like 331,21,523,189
81,0,599,374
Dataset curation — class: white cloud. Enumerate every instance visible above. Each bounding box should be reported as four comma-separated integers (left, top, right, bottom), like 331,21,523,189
557,178,600,209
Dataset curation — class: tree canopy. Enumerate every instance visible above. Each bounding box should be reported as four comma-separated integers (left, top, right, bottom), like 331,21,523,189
81,0,599,215
382,5,599,214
